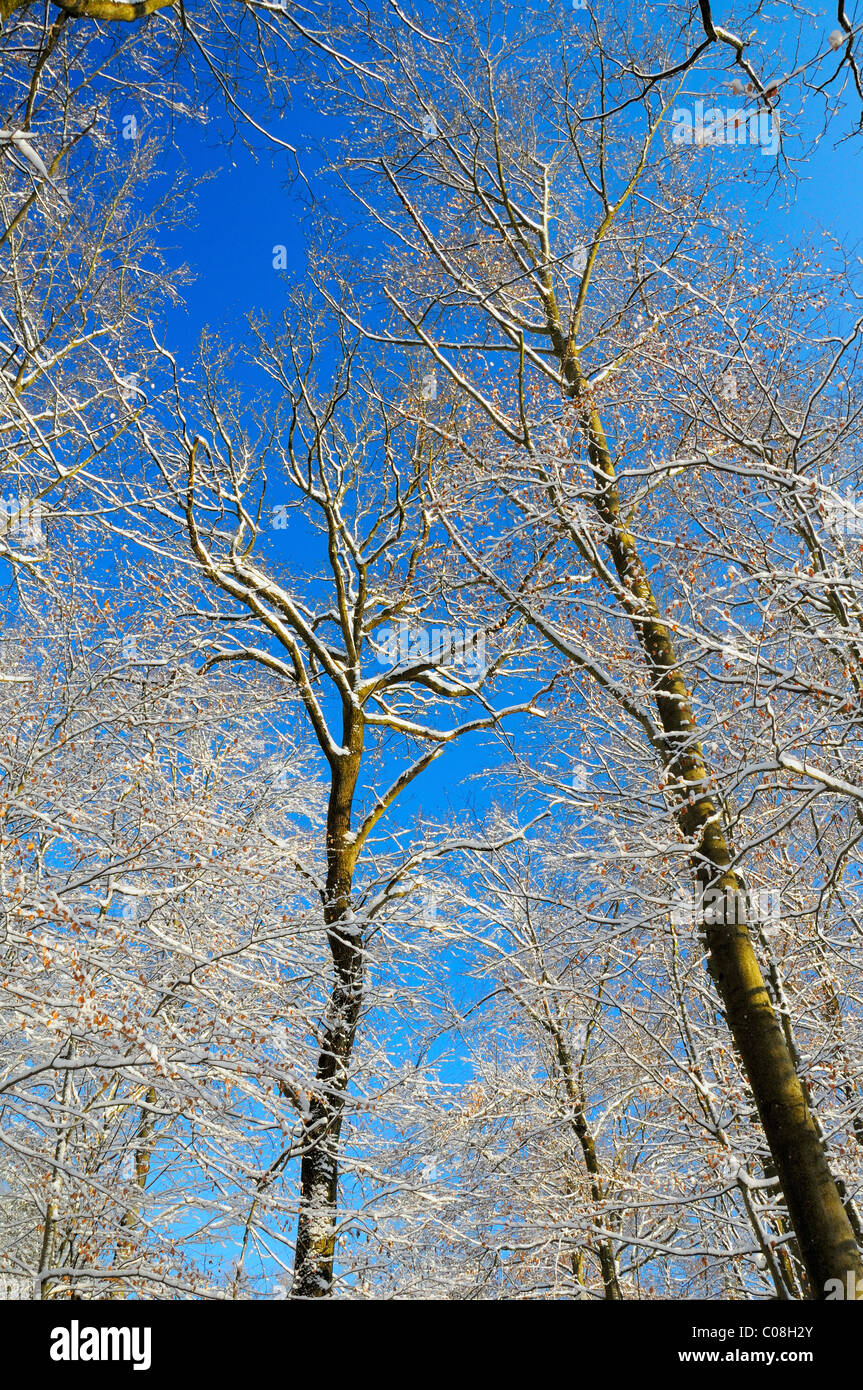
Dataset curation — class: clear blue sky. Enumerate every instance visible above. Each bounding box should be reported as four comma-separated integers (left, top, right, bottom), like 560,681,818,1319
152,26,863,835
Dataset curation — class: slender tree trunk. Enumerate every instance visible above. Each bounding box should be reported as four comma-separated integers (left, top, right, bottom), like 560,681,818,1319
38,1047,75,1300
291,917,363,1296
109,1085,158,1298
292,733,364,1298
551,1026,622,1298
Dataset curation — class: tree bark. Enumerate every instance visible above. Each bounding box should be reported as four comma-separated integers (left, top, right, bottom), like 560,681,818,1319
292,726,364,1297
551,1022,622,1298
573,378,863,1298
538,292,863,1296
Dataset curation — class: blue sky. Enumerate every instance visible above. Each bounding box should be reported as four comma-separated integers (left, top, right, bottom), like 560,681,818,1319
163,46,863,393
66,4,863,1294
144,16,863,841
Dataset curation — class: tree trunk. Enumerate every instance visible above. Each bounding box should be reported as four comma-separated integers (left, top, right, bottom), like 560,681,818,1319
292,733,364,1297
574,384,863,1299
551,1023,622,1298
541,298,863,1296
291,917,363,1296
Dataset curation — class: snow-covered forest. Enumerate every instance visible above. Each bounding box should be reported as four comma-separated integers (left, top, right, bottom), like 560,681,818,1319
2,0,863,1305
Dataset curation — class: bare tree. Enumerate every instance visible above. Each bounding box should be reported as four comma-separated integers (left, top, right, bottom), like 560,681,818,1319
115,309,548,1295
310,1,863,1295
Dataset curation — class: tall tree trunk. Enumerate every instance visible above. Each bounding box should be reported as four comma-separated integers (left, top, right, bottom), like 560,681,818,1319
38,1052,75,1300
292,735,364,1298
109,1085,158,1298
551,1023,622,1298
566,361,863,1297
